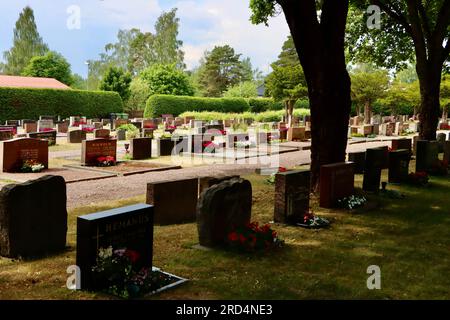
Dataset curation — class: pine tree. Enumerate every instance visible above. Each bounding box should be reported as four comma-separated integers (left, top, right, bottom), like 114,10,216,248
2,6,49,75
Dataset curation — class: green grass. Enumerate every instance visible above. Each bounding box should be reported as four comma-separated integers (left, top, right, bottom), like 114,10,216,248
0,167,449,300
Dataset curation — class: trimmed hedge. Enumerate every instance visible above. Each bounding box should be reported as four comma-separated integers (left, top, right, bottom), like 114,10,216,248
0,87,123,122
145,94,249,117
179,109,310,122
247,98,284,112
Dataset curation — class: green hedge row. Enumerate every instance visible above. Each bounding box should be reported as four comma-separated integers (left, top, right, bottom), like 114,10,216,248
179,109,311,122
247,98,310,113
145,94,249,117
0,87,123,122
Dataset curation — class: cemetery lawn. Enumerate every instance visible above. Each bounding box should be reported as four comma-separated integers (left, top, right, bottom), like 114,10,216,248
1,168,450,299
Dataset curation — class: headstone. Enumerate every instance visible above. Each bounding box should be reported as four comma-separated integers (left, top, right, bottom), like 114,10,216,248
391,138,412,152
81,138,117,166
416,140,439,172
363,148,386,191
142,128,154,138
319,162,355,208
5,120,20,127
0,130,13,141
197,178,252,247
388,149,410,183
39,115,55,121
117,129,126,141
67,130,86,143
198,175,240,197
0,175,67,258
93,122,103,130
57,122,69,134
348,151,366,174
130,137,152,160
437,133,446,153
146,179,198,225
0,125,17,135
76,204,154,290
287,127,306,141
37,120,54,132
158,138,175,156
94,129,111,139
274,170,310,224
24,122,38,133
0,138,48,173
142,119,157,129
443,141,450,164
28,130,57,146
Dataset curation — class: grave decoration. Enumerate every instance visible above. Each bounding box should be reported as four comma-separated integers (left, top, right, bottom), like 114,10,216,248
337,195,367,210
226,222,283,253
296,208,330,229
406,171,429,186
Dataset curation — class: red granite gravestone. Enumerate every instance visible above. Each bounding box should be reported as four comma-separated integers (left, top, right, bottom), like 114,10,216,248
94,129,111,139
444,141,450,165
319,162,355,208
146,178,198,225
57,122,69,133
0,130,13,141
274,170,310,224
0,138,48,173
24,122,38,133
81,138,117,166
67,129,87,143
391,139,412,152
28,130,57,146
287,127,306,142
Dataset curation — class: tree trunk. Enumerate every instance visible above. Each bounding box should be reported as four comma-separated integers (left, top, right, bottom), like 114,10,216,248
417,67,441,140
280,0,351,191
364,101,372,125
287,99,295,127
442,106,448,123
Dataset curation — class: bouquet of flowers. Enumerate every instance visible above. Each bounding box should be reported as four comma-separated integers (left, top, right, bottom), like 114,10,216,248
337,195,367,210
227,222,283,252
97,156,116,167
407,171,429,186
298,209,330,228
20,160,45,173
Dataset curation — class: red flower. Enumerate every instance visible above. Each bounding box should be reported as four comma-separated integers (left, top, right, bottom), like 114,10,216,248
239,234,246,244
228,232,238,242
124,250,140,264
278,167,287,172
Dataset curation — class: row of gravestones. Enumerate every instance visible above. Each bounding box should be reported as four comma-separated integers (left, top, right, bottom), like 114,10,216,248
0,173,251,291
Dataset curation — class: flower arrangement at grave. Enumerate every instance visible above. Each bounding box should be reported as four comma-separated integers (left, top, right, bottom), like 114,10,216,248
41,128,55,132
337,195,367,210
227,222,283,252
298,208,330,228
266,167,288,185
203,141,221,153
92,246,174,299
407,171,429,186
20,160,45,173
235,140,254,149
81,126,95,133
429,159,448,176
96,156,116,167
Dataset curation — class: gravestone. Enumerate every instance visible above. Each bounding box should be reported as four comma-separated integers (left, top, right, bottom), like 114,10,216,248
94,129,110,139
197,178,252,248
81,138,117,166
0,125,17,135
76,204,154,290
130,137,152,160
158,138,175,156
0,138,48,173
0,130,13,141
67,130,86,143
363,148,386,191
0,175,67,258
28,130,57,146
443,141,450,164
319,162,355,208
348,151,366,174
416,140,439,172
146,178,198,225
437,133,446,153
37,120,54,132
287,127,306,142
57,122,69,134
274,170,310,224
198,175,240,197
117,129,126,141
24,122,38,133
6,120,20,127
391,138,412,152
388,149,410,183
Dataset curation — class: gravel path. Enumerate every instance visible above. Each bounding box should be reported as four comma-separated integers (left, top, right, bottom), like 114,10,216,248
65,140,392,208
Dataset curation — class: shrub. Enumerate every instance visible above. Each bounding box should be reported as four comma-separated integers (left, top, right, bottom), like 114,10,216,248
140,64,195,97
178,109,310,122
247,98,283,112
145,94,249,117
126,78,151,111
0,87,123,122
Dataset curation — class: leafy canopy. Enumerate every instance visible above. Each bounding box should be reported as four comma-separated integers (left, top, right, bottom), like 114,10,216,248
22,51,73,85
99,67,132,101
140,64,195,97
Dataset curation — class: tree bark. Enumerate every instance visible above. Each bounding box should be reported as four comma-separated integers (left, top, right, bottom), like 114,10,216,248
417,68,441,140
364,101,372,124
279,0,351,191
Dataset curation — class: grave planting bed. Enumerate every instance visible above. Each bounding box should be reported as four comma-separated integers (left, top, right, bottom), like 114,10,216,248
0,168,116,184
64,161,181,176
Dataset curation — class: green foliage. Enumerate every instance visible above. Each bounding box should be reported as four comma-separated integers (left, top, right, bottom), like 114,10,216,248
117,124,140,140
126,78,151,111
2,6,49,75
249,0,278,25
272,35,300,68
195,45,250,97
377,80,420,115
99,66,132,101
440,76,450,111
71,74,87,90
145,95,249,117
247,98,283,112
140,64,195,96
223,81,258,98
265,64,308,102
0,87,123,122
179,109,310,122
22,51,73,85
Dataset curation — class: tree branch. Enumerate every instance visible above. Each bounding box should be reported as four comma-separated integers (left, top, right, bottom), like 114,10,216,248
433,0,450,42
417,1,432,42
372,0,412,34
405,0,428,64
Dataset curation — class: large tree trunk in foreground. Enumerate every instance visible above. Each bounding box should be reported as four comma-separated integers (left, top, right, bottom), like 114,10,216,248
279,0,351,191
417,66,442,140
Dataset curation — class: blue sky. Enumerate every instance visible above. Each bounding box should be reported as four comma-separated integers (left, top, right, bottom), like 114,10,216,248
0,0,290,77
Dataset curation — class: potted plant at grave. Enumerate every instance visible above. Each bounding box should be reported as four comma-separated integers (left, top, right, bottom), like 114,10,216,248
92,246,175,299
117,124,140,140
20,160,45,173
297,208,330,229
227,222,283,253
